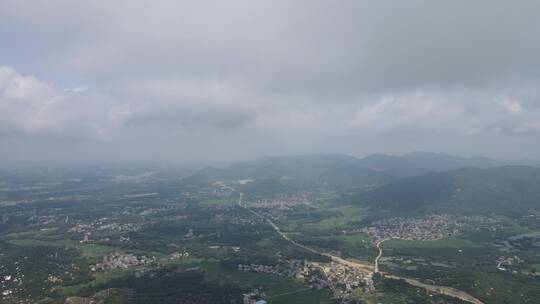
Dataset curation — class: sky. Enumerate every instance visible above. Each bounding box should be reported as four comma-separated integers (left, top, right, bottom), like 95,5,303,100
1,0,540,166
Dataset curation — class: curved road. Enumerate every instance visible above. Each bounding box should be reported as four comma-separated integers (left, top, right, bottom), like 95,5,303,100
374,239,388,273
220,182,484,304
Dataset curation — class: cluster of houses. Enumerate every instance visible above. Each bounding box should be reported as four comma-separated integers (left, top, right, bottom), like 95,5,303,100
238,259,374,302
360,215,462,241
91,253,155,272
243,289,267,304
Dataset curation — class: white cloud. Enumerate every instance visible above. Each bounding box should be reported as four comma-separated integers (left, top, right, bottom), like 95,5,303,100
2,1,540,162
0,66,259,140
0,66,115,138
500,98,523,113
350,92,463,131
349,90,540,138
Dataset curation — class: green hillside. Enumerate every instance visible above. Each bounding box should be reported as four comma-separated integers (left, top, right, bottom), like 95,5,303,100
365,166,540,215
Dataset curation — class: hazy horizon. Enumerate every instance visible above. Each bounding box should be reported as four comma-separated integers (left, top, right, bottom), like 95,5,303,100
2,0,540,166
1,150,538,171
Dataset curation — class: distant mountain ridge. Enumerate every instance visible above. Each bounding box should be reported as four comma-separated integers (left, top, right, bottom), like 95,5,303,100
181,154,391,191
357,152,538,174
181,152,539,192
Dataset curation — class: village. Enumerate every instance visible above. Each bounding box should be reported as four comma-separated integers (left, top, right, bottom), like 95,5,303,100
238,259,374,302
359,215,492,241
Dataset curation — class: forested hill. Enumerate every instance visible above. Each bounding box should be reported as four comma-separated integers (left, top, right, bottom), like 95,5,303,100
365,166,540,215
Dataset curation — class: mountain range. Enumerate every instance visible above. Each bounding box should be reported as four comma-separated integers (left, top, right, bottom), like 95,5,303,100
183,152,537,185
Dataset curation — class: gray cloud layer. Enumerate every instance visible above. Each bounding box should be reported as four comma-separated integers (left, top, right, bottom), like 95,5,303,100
1,0,540,165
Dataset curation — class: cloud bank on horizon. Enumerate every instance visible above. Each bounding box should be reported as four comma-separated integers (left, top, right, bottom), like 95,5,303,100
1,0,540,164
